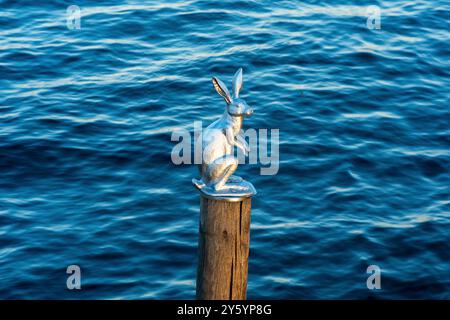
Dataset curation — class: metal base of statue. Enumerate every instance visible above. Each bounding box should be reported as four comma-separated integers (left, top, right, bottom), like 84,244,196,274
192,175,256,202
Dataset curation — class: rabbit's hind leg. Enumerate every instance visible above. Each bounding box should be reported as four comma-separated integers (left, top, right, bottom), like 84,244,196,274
205,155,238,191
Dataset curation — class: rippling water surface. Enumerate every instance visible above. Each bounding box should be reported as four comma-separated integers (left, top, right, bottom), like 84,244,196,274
1,0,449,299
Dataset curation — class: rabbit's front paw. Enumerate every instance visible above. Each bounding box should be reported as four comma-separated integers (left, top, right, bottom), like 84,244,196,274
236,140,249,155
244,143,250,154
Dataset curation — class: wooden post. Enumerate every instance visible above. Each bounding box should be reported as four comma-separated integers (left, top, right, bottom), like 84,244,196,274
196,196,252,300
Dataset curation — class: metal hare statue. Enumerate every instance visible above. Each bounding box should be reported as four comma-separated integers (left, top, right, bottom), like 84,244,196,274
192,68,257,201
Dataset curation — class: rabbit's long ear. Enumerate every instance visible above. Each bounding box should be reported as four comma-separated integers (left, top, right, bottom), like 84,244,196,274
232,68,243,98
212,77,232,104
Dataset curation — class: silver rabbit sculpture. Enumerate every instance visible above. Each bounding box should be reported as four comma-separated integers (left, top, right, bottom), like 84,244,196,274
192,68,256,199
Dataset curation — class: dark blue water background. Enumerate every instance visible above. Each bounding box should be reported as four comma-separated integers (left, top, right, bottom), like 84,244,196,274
0,0,449,299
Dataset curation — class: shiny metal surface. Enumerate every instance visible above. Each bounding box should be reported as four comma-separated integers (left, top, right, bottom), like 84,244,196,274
192,68,256,201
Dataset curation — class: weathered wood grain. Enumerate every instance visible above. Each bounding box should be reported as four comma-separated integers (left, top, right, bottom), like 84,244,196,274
196,196,252,300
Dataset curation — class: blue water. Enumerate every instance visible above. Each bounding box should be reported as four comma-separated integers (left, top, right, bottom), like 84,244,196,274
1,0,449,299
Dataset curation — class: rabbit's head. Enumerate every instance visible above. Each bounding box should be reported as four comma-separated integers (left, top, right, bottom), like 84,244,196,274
212,68,253,117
